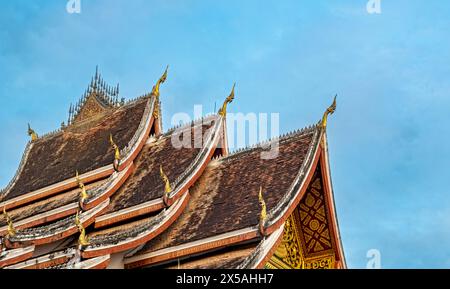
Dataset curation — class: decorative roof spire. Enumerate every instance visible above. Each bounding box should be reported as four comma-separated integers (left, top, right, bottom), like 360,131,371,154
160,165,172,207
258,187,267,236
74,211,89,246
218,83,235,117
3,207,16,237
109,134,121,172
76,171,88,205
151,66,169,98
27,123,38,141
321,95,337,129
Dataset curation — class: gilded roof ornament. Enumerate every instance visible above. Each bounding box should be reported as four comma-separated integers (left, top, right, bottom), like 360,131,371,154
151,66,169,98
218,84,235,117
27,123,38,141
160,165,172,206
258,187,267,236
109,134,121,172
76,171,88,204
321,95,337,129
75,211,89,246
3,207,16,237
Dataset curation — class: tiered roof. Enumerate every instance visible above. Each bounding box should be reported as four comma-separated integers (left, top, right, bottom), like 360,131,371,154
0,67,345,269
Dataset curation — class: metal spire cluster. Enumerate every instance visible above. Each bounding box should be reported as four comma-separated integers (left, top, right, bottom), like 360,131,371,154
68,66,123,125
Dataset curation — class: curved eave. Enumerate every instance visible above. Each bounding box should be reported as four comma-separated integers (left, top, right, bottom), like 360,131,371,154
0,202,79,236
124,227,259,269
94,115,224,228
5,200,109,248
4,248,76,269
81,162,135,211
82,192,190,259
0,96,156,211
237,224,285,269
0,165,113,212
0,246,35,269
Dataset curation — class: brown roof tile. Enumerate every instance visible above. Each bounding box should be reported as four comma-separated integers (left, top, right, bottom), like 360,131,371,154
2,97,149,201
135,127,317,255
107,117,217,212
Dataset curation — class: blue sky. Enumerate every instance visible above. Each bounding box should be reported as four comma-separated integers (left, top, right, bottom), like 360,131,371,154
1,0,449,268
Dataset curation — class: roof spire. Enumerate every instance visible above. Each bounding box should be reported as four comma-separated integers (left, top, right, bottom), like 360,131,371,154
27,123,38,141
258,187,267,236
151,66,169,98
3,207,16,237
218,83,235,117
321,95,337,129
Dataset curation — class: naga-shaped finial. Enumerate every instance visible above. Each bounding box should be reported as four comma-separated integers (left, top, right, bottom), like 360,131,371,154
321,95,337,129
151,66,169,98
27,123,38,141
218,84,235,117
75,211,89,246
160,165,172,207
109,134,121,172
76,171,88,205
258,187,267,236
3,207,16,237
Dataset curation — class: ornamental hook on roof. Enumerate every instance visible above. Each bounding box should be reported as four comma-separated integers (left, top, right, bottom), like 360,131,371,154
75,211,89,247
109,134,121,172
3,207,16,237
258,187,267,236
76,171,88,206
151,66,169,98
160,165,172,207
27,123,38,141
218,83,235,117
321,95,337,129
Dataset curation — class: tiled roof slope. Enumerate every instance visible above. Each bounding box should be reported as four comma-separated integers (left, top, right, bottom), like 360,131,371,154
108,116,218,212
1,97,149,201
135,126,318,255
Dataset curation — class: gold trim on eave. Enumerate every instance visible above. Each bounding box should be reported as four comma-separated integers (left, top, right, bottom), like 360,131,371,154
321,95,337,129
75,211,89,246
76,170,88,204
258,186,267,236
27,123,38,141
218,83,235,117
109,133,121,171
3,207,16,237
160,165,172,207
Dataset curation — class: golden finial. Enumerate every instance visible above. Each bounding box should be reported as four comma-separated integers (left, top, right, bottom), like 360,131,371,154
160,165,172,207
76,171,88,203
109,133,121,171
258,187,267,236
218,83,235,117
27,123,38,141
75,211,89,246
321,95,337,129
160,165,172,193
151,66,169,98
3,207,16,237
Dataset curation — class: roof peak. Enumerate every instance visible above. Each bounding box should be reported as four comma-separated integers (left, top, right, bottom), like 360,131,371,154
68,66,124,126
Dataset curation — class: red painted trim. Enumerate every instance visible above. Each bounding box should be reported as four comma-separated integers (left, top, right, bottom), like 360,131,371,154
81,193,191,259
125,230,259,269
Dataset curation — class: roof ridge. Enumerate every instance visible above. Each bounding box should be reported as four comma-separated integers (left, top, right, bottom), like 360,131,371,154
165,114,218,135
222,123,320,161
